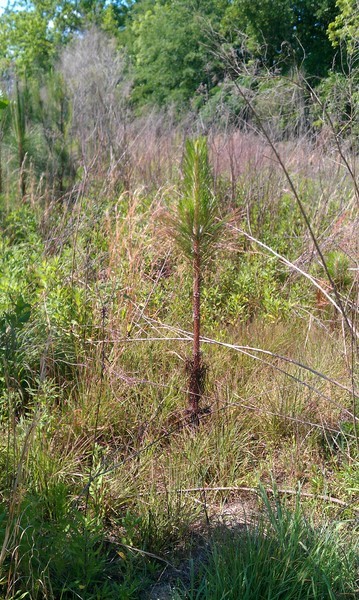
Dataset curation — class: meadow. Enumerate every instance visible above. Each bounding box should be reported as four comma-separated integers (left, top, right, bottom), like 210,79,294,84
0,116,358,598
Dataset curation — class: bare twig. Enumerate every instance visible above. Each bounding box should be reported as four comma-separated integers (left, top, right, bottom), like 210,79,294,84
174,486,359,512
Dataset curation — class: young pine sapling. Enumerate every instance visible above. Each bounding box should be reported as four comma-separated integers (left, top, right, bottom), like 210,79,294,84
166,137,225,424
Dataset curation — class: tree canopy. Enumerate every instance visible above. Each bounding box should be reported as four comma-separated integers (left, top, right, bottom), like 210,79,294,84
129,0,229,105
0,0,129,74
0,0,356,109
128,0,341,106
328,0,359,55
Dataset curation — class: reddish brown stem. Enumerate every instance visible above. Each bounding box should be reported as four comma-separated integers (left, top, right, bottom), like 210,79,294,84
19,142,26,200
188,240,201,425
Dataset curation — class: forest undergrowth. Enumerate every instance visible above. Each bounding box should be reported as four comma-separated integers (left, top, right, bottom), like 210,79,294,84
0,127,358,599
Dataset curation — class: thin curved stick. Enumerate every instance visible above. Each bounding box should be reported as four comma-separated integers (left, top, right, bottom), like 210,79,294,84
141,316,358,400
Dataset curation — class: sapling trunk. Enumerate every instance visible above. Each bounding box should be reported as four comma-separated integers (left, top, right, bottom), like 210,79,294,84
19,137,26,200
188,239,201,423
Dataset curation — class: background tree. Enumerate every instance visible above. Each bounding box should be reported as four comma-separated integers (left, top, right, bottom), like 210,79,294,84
126,0,340,109
328,0,359,55
0,0,126,76
129,0,229,106
60,28,132,181
221,0,338,76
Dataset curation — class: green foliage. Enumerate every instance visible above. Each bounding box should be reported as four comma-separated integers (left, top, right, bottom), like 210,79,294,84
0,493,137,599
0,200,92,406
166,137,224,266
128,0,340,108
8,82,55,197
311,70,359,138
0,96,8,111
3,72,75,196
202,254,295,325
221,0,295,64
0,295,31,399
289,0,339,76
328,0,359,54
0,4,56,74
220,0,338,76
130,0,228,105
0,1,125,74
0,0,347,120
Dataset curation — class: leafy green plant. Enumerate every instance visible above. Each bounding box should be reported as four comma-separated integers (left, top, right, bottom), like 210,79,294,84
8,497,124,599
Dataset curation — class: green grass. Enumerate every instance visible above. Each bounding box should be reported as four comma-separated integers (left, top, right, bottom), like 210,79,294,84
178,488,358,600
